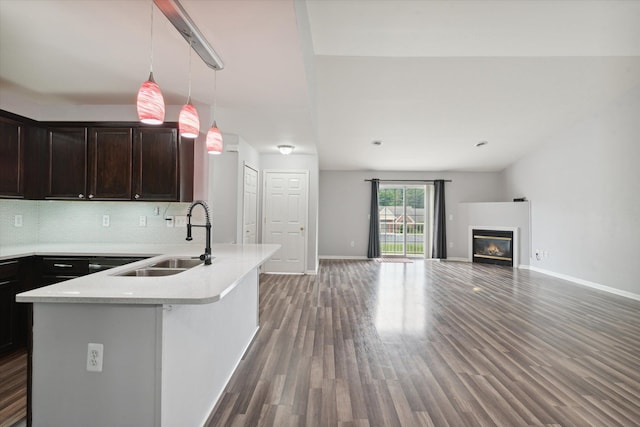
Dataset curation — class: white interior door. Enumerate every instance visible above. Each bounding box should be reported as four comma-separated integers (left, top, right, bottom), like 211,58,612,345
263,171,308,273
242,164,258,244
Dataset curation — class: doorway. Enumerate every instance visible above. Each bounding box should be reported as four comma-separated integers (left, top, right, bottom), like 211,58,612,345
378,184,431,258
262,170,308,273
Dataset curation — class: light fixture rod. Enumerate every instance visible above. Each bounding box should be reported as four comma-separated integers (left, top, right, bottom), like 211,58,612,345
153,0,224,70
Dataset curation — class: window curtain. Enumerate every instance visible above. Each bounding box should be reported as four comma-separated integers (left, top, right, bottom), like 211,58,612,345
432,179,447,259
367,179,381,258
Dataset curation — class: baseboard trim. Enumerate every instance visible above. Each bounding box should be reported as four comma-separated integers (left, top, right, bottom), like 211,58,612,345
319,255,369,260
524,265,640,301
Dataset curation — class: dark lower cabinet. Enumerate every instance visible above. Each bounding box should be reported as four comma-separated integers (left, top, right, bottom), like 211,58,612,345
0,259,30,354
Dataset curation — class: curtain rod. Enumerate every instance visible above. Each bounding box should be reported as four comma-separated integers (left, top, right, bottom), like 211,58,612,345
364,179,452,183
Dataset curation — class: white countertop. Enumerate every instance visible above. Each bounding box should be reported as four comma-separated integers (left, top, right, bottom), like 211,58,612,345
13,243,280,305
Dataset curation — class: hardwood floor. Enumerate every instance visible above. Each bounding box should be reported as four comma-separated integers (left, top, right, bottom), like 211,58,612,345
0,349,27,427
208,259,640,426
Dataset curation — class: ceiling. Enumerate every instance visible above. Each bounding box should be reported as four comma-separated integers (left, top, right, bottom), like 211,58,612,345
1,0,639,172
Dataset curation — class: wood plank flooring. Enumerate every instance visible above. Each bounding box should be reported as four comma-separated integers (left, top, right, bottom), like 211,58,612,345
207,259,640,426
0,349,27,427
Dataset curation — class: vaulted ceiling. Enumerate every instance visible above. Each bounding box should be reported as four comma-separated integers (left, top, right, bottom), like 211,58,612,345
1,0,639,171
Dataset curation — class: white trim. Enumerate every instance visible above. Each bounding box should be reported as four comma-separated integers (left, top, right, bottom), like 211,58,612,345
524,265,640,301
305,269,318,275
319,255,369,260
469,226,519,267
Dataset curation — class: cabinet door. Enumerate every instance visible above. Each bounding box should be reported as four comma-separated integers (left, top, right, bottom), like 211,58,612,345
88,128,133,200
0,260,21,354
47,127,88,200
133,127,179,201
0,116,25,197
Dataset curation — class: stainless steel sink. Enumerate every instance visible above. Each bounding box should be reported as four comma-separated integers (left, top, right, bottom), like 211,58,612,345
112,256,205,277
117,268,187,277
148,257,203,269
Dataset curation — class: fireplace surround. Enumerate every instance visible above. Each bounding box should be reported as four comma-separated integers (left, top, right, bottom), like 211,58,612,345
469,226,519,268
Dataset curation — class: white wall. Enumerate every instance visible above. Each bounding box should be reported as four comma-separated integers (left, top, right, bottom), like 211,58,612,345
319,170,504,258
502,87,640,296
207,135,260,244
260,154,319,273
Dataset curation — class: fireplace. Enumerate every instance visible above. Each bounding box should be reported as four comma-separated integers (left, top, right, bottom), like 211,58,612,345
472,229,514,267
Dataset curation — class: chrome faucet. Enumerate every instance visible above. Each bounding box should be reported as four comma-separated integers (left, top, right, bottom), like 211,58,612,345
186,200,212,265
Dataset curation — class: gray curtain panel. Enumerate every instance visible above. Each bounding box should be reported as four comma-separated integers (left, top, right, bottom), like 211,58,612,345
432,179,447,259
367,179,380,258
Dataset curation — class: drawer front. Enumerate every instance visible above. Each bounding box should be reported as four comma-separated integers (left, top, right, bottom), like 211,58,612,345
0,260,19,279
41,257,89,276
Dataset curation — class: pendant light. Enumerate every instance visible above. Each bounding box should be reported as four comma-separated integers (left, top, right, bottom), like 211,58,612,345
136,0,165,125
179,36,200,139
206,70,223,154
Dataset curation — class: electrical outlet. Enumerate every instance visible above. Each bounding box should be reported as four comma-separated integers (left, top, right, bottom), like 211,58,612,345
86,343,104,372
535,249,542,261
449,241,454,248
350,240,355,247
165,216,174,227
102,215,110,227
14,215,23,227
153,206,160,216
139,215,147,227
175,215,187,228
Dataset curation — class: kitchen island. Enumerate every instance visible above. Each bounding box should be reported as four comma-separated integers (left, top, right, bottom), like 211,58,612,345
15,243,279,427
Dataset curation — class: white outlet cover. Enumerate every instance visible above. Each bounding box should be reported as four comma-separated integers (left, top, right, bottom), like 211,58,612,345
166,216,174,227
102,215,110,227
139,215,147,227
14,215,23,227
86,343,104,372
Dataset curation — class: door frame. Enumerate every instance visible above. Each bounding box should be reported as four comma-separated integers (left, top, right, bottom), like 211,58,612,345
262,169,309,274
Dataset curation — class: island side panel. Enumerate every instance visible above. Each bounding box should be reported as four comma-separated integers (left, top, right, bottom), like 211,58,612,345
31,303,163,427
161,268,259,426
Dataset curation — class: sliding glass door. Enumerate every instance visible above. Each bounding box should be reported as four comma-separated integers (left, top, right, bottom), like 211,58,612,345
378,184,430,257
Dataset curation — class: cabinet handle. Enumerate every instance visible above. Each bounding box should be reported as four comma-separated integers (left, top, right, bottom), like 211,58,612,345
78,194,85,199
53,263,73,268
134,194,140,199
89,194,94,199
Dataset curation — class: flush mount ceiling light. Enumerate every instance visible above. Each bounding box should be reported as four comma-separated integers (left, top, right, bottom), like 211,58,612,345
153,0,224,70
278,145,294,155
136,0,165,125
206,70,223,154
178,37,200,139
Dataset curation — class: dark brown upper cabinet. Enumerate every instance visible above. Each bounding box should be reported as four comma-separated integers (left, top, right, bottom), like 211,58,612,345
88,128,133,200
0,116,25,198
0,110,193,202
46,127,88,200
133,127,179,201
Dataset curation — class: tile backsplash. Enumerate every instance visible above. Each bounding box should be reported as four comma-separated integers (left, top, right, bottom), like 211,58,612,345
0,199,206,247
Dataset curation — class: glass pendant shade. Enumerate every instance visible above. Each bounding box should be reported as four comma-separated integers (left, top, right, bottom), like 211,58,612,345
137,72,165,125
206,122,223,154
179,102,200,138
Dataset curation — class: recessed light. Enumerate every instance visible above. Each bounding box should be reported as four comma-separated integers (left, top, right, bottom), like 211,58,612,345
475,141,488,147
372,140,383,146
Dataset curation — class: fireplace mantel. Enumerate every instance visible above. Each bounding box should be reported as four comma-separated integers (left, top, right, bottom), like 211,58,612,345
469,226,519,268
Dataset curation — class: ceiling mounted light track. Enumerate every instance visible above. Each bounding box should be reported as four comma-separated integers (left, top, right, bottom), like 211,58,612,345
153,0,224,70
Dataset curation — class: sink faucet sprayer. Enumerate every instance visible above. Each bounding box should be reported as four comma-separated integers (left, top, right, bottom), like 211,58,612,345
186,200,212,265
